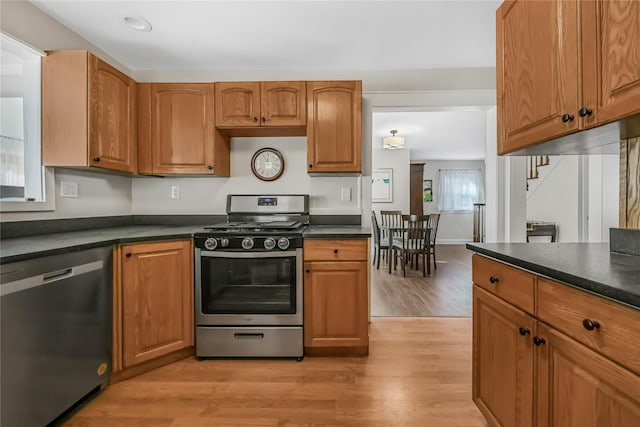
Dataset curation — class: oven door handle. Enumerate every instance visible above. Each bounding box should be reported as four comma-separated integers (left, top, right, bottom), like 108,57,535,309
200,250,298,258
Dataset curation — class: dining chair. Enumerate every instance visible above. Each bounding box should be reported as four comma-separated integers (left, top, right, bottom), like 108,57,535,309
428,213,441,270
380,210,403,242
391,215,431,277
370,211,389,270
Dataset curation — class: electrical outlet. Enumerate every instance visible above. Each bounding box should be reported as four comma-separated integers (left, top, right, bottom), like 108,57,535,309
60,181,78,198
171,185,181,199
341,187,352,202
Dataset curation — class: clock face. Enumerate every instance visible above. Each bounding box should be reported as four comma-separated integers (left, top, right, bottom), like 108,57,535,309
251,148,285,181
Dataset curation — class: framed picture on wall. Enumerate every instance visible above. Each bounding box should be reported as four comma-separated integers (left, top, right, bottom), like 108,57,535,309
372,168,393,202
423,179,433,202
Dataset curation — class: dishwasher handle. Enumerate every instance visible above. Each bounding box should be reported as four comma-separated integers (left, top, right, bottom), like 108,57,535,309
43,268,73,282
0,260,103,297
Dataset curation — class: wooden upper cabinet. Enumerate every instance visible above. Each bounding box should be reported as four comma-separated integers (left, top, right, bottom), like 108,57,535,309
536,323,640,427
497,0,640,153
582,0,640,127
43,51,136,173
137,83,230,175
215,82,261,127
261,81,306,126
215,81,306,128
307,81,362,173
496,0,580,154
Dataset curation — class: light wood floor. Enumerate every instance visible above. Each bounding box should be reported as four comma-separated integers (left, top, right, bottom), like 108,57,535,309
371,245,473,317
63,318,486,427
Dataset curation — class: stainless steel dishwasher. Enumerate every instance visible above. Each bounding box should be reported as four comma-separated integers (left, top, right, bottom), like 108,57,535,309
1,246,112,427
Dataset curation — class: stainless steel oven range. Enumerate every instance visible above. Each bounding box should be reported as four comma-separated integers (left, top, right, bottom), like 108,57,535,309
194,194,308,359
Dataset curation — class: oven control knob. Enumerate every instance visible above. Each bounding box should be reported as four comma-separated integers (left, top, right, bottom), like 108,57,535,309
264,238,276,250
277,237,290,250
204,238,218,250
220,238,230,248
241,237,254,250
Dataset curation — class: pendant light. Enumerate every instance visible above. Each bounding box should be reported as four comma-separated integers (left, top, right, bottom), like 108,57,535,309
383,130,405,149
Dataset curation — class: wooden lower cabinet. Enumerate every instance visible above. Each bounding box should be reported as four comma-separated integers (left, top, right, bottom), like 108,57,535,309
303,239,369,355
112,240,194,381
473,286,534,427
536,323,640,427
472,256,640,427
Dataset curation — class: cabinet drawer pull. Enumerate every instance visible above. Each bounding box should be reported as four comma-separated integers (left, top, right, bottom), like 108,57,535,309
518,327,531,336
333,249,339,254
561,113,574,123
489,276,499,284
533,336,546,346
582,319,600,331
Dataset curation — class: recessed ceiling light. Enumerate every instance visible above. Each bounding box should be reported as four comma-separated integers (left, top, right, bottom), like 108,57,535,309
123,15,152,32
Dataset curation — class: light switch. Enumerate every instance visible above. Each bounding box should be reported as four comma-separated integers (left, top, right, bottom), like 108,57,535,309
60,181,78,198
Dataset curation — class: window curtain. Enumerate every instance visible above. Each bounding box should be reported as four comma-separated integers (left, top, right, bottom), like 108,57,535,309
437,169,485,213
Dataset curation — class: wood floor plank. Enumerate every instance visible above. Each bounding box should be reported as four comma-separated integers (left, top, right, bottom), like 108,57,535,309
62,318,486,427
371,244,473,317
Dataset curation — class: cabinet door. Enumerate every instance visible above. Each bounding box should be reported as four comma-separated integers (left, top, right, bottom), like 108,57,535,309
149,84,216,174
121,240,194,368
497,0,579,154
307,81,362,173
581,0,640,127
261,81,306,126
303,261,368,349
536,323,640,427
473,285,535,427
88,56,137,172
215,82,261,127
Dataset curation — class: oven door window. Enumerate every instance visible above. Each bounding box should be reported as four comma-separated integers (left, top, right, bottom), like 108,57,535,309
200,255,296,314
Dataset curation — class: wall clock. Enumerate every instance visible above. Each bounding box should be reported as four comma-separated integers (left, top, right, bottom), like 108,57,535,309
251,147,285,181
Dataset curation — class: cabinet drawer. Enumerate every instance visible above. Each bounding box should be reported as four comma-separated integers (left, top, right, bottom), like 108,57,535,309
472,255,535,315
304,240,367,261
537,278,640,375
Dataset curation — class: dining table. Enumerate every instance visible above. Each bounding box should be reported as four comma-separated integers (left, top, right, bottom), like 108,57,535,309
380,225,432,274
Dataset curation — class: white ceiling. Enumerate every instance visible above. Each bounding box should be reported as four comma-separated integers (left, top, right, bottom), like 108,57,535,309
28,0,496,160
372,109,487,160
30,0,500,71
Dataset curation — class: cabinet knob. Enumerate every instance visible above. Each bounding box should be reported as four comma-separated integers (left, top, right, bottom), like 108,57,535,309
207,165,213,170
582,319,600,331
561,114,575,123
93,157,101,162
533,336,546,346
309,164,313,169
253,116,258,122
333,249,339,254
518,327,531,336
261,117,266,122
125,252,132,258
489,276,499,284
305,269,310,273
578,107,593,117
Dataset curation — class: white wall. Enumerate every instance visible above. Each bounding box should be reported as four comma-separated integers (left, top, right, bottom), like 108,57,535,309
371,148,410,214
416,160,486,243
132,137,360,215
587,155,619,242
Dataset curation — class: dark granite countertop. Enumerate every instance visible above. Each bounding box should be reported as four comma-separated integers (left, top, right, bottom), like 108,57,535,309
0,225,207,265
466,243,640,310
302,225,371,239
